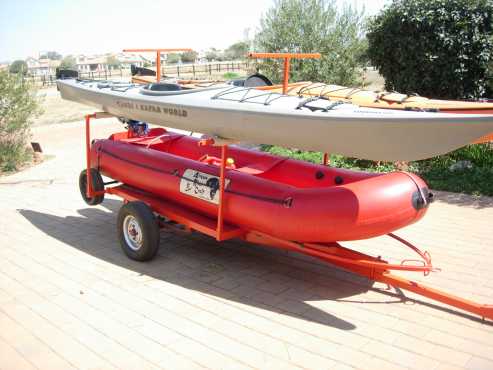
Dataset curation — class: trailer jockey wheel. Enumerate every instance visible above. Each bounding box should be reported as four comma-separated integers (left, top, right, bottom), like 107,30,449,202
79,168,105,205
117,201,160,261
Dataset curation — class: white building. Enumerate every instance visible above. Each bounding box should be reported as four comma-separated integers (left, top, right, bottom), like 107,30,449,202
26,57,60,76
75,55,108,72
75,53,150,72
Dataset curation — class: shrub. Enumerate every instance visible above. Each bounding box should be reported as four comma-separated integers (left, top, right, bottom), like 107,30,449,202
9,60,28,75
0,70,41,172
166,53,180,64
254,0,367,85
180,51,198,64
224,41,249,60
367,0,493,99
60,55,76,70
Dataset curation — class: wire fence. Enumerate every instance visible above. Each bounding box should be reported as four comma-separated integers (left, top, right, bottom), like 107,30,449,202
25,61,250,87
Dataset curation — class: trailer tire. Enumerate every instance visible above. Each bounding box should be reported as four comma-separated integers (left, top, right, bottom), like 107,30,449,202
79,168,104,205
117,201,160,261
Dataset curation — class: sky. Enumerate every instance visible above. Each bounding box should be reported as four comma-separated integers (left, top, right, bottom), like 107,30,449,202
0,0,390,62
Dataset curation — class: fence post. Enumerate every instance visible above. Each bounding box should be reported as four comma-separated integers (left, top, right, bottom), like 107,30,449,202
192,64,195,79
177,65,180,78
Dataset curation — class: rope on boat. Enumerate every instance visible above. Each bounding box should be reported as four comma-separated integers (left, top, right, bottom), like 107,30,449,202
211,86,292,106
295,97,344,112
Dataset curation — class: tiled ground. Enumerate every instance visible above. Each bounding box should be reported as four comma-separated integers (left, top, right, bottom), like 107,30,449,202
1,119,492,370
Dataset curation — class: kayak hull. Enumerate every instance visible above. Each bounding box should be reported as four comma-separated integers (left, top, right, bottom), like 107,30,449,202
58,79,493,161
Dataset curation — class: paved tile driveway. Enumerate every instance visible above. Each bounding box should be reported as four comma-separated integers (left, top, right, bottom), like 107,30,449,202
1,119,493,370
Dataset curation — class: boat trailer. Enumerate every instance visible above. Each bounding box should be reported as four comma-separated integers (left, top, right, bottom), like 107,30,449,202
83,112,493,321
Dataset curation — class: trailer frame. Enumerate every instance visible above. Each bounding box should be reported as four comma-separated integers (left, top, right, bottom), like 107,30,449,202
84,112,493,321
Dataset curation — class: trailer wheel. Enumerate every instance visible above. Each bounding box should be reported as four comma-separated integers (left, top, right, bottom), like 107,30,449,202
79,168,104,205
117,201,160,261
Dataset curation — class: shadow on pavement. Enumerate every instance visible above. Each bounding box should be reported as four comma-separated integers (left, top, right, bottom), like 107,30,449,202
33,195,493,330
433,190,493,209
20,197,491,327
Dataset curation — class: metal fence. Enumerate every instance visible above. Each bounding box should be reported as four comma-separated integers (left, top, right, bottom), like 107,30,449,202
162,61,248,78
26,61,249,87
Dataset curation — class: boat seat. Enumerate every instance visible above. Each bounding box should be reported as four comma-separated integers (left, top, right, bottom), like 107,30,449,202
237,158,287,175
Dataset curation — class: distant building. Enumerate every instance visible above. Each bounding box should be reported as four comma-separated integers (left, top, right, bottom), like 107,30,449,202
75,53,150,72
26,57,60,76
114,53,150,68
75,55,108,72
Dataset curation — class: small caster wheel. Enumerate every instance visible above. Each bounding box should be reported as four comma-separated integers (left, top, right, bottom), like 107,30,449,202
79,168,104,205
117,201,160,261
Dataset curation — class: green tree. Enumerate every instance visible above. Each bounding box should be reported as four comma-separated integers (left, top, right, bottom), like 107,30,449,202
9,60,28,75
254,0,367,85
224,41,249,60
40,51,62,60
0,71,41,172
205,48,223,62
166,53,180,64
367,0,493,99
106,55,121,69
180,51,198,63
59,55,76,70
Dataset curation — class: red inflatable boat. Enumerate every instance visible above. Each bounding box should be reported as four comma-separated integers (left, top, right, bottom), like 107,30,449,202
88,127,433,243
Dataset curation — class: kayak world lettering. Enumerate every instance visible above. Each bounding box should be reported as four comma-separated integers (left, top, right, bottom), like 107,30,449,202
116,100,187,117
116,100,135,109
139,104,162,113
162,107,188,117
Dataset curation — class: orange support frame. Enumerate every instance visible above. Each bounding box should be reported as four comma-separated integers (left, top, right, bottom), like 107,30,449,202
84,113,493,321
84,112,113,198
123,48,193,83
216,145,228,241
248,52,321,94
249,52,330,163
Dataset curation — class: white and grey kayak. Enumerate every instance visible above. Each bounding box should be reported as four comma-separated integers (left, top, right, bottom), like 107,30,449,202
57,79,493,161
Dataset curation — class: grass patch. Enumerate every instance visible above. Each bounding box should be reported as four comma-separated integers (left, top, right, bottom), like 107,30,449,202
222,72,241,80
0,144,32,173
261,144,493,197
